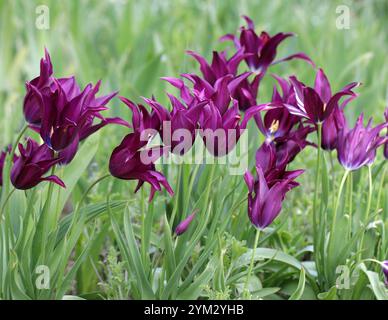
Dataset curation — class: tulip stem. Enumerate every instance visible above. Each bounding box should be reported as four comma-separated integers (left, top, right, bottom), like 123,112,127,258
312,123,322,285
358,165,373,261
328,169,349,263
347,171,353,238
243,227,261,297
0,188,15,221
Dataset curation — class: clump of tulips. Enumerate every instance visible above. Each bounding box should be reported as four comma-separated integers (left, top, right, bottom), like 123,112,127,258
0,15,387,300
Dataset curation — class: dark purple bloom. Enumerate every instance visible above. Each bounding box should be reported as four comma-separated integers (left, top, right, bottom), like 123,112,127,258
337,114,387,171
244,165,302,230
25,49,127,164
321,106,347,150
384,108,388,159
143,93,206,155
382,261,388,287
255,142,304,188
244,141,303,229
11,138,65,190
186,49,248,85
221,15,314,73
175,210,198,235
285,69,360,124
109,98,173,201
185,51,261,112
23,48,53,124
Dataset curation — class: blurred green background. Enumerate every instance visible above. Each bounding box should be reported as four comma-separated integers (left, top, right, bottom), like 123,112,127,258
1,0,387,151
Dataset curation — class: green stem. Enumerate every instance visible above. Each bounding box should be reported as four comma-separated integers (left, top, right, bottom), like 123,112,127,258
243,227,261,296
0,188,15,220
375,164,386,213
347,171,353,238
326,168,349,278
140,186,147,265
358,165,373,261
312,123,322,285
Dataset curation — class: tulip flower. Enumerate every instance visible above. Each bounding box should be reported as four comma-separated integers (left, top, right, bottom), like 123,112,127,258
23,48,54,125
285,69,360,124
321,106,347,150
25,49,127,164
200,99,270,156
11,138,65,190
336,114,387,171
255,142,304,189
244,163,303,229
185,51,261,112
109,98,173,201
221,15,314,74
144,93,206,155
175,210,198,236
186,49,248,85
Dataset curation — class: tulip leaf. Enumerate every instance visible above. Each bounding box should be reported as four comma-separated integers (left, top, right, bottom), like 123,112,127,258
359,263,388,300
289,267,306,300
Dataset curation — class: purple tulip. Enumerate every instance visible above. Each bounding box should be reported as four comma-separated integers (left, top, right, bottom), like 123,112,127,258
221,15,314,73
255,142,304,188
382,261,388,287
11,138,65,190
285,69,360,124
186,49,248,86
337,114,387,171
23,48,54,125
321,106,347,150
185,51,261,112
25,49,127,164
384,108,388,159
109,98,173,201
175,210,198,235
143,93,206,155
244,164,303,230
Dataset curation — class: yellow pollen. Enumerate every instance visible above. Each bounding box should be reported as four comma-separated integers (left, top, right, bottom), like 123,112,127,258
269,120,279,133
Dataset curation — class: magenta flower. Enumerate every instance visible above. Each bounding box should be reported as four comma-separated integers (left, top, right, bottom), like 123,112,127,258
109,98,173,201
11,138,65,190
143,93,206,155
337,114,387,171
244,164,302,230
221,15,314,73
321,106,347,151
23,48,53,125
244,141,303,229
186,49,248,85
175,210,198,236
285,69,360,124
25,49,127,164
255,142,304,188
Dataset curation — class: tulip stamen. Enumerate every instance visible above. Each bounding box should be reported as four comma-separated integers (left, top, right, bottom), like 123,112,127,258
269,119,279,134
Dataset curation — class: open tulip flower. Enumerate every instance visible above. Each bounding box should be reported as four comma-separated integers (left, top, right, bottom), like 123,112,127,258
244,161,303,230
336,114,387,171
109,98,173,201
285,69,360,124
24,49,127,164
221,15,314,74
10,138,65,190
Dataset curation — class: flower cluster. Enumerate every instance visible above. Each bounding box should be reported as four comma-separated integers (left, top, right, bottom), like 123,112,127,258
0,49,127,190
1,16,387,238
